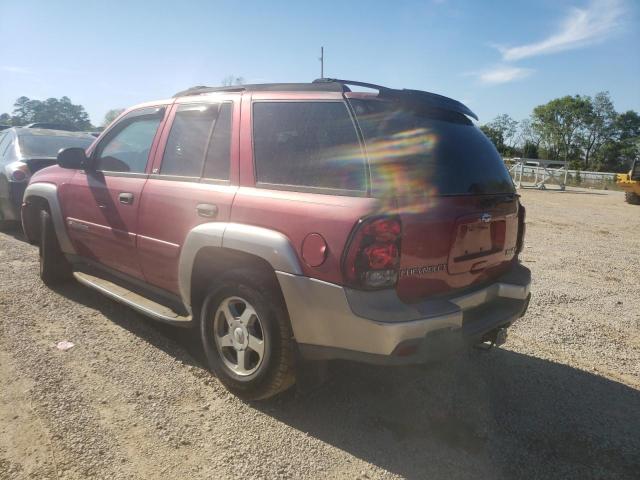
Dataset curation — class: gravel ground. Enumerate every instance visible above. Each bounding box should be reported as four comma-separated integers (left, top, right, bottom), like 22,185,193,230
1,187,639,479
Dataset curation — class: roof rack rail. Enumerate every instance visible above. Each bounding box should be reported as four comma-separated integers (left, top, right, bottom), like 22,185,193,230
313,78,478,120
173,82,346,98
173,85,246,97
173,79,478,120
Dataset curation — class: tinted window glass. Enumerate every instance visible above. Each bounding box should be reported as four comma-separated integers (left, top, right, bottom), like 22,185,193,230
203,103,231,180
18,134,93,157
0,132,12,157
350,99,514,196
161,104,218,177
253,102,365,191
96,116,160,173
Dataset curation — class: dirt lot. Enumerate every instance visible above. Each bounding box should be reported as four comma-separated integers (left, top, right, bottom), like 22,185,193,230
1,188,639,479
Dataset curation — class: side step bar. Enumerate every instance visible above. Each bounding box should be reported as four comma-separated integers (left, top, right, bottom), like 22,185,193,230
73,272,192,327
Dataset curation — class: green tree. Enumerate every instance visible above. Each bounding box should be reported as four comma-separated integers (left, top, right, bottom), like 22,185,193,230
488,114,519,154
8,96,92,130
480,124,505,153
579,92,616,169
103,108,125,127
596,110,640,171
0,113,11,125
522,141,539,158
532,95,591,165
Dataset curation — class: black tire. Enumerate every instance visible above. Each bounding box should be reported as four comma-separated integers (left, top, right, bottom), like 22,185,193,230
200,268,296,400
39,210,73,286
625,192,640,205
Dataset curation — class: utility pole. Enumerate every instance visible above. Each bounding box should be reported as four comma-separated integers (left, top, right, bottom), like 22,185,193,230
319,46,324,78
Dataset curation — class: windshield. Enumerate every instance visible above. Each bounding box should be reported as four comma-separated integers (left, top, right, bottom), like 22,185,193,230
18,134,94,157
350,99,515,196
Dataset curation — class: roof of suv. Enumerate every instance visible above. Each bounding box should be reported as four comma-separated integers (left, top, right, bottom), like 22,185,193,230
173,78,478,120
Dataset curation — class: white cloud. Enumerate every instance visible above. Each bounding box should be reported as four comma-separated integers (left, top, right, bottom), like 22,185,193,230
471,65,534,85
1,66,30,74
498,0,625,61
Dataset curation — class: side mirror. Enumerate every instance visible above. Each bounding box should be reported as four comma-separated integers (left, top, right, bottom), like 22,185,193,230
57,147,88,170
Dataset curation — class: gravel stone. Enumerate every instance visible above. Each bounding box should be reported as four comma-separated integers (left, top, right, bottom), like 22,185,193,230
0,188,639,479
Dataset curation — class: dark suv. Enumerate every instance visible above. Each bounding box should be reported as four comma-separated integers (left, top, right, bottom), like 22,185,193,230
22,79,531,400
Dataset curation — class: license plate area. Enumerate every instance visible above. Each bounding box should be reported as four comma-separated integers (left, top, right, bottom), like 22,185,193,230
448,216,506,274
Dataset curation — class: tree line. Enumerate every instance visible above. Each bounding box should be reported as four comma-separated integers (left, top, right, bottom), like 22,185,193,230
0,96,126,131
0,96,94,130
480,92,639,172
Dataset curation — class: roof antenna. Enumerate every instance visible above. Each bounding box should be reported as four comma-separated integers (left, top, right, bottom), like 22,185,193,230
319,46,324,79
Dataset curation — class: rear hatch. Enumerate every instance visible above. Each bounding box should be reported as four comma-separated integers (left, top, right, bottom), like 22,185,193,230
349,97,519,302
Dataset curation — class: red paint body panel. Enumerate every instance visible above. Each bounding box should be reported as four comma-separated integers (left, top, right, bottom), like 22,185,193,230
62,171,147,278
137,179,237,293
396,195,518,302
230,187,378,284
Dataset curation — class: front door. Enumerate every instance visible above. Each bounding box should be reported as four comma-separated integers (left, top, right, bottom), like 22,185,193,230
62,106,168,279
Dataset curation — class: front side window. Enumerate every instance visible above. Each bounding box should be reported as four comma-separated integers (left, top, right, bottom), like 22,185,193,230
95,111,162,173
253,102,365,192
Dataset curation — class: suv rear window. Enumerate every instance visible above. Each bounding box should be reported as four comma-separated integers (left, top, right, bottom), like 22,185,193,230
349,99,514,196
18,134,93,158
253,102,365,192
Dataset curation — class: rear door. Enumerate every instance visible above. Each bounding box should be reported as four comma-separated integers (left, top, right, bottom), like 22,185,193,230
348,97,519,302
136,96,239,295
62,106,167,278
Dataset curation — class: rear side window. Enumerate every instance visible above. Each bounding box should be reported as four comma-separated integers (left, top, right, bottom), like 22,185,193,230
160,103,231,180
252,102,365,192
203,103,232,180
161,104,218,177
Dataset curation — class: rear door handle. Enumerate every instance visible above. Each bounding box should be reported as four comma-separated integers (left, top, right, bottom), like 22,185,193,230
119,192,134,205
196,203,218,218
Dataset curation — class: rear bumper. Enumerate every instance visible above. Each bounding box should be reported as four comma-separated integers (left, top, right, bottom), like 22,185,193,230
276,263,531,364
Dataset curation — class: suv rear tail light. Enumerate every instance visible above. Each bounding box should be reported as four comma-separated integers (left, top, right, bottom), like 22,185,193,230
516,202,526,256
343,216,402,289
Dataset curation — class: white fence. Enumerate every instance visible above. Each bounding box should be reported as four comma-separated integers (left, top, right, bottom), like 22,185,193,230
506,160,617,190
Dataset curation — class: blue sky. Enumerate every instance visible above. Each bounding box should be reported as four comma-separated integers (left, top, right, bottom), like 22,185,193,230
1,0,638,126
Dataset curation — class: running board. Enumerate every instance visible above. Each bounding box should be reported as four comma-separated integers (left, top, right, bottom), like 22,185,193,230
73,272,192,327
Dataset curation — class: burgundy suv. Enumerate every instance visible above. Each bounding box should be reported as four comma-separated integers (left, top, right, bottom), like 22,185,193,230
22,79,530,400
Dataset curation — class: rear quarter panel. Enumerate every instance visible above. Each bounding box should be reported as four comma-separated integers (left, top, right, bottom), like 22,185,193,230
230,187,378,284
